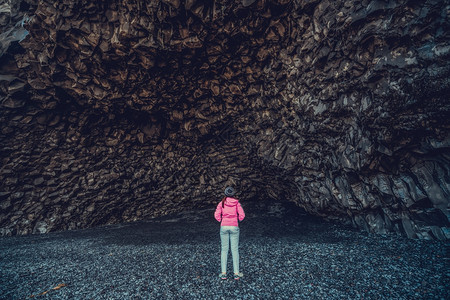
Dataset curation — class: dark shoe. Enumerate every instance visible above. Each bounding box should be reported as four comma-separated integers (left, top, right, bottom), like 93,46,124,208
234,272,243,280
219,273,227,280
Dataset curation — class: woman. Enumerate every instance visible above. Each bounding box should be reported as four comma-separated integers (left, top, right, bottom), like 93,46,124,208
214,186,245,280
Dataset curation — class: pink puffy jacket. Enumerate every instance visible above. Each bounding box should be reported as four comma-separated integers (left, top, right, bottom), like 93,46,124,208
214,197,245,226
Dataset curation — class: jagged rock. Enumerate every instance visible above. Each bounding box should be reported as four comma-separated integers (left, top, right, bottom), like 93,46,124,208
0,0,448,238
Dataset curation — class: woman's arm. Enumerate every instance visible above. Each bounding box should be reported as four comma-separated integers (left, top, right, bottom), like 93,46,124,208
237,202,245,221
214,202,222,222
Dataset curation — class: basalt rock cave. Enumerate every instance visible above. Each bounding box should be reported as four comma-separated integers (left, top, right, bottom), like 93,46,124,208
0,0,449,239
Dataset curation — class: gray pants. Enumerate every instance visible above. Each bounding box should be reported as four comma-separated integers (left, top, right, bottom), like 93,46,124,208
220,226,240,274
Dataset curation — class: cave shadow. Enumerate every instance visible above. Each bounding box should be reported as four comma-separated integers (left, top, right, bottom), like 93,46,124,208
0,200,362,249
93,200,361,247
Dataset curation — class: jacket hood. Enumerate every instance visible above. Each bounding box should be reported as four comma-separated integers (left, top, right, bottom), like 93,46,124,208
225,197,239,207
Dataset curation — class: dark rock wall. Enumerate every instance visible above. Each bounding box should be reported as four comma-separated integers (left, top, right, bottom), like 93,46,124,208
0,0,449,238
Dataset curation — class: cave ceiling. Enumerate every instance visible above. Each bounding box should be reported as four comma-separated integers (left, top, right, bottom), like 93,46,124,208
0,0,449,239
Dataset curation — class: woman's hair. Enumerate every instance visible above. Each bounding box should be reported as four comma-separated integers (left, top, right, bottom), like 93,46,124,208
221,196,227,208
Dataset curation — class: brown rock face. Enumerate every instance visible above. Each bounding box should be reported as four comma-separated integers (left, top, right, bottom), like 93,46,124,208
0,0,449,238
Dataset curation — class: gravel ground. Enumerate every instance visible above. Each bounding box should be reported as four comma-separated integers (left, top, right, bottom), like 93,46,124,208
0,201,448,299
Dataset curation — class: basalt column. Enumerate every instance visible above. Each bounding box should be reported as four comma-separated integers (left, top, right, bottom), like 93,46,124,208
0,0,449,239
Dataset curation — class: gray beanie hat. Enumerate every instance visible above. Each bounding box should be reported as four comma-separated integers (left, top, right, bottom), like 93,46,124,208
224,186,235,197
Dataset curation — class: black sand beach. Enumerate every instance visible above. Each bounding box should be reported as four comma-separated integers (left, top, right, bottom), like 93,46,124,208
1,202,447,299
